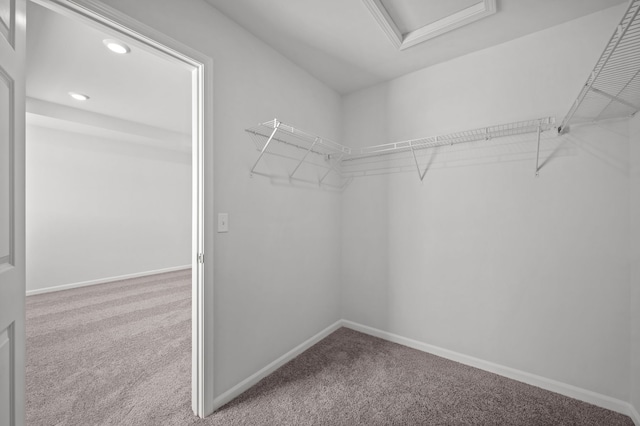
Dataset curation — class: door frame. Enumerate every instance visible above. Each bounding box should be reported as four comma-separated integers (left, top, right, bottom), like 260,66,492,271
27,0,215,418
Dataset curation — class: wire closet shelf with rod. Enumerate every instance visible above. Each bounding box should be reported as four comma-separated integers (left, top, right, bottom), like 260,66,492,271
560,0,640,132
245,117,557,189
245,0,640,190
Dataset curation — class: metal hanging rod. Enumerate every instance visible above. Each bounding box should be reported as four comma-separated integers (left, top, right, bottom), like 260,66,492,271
560,0,640,132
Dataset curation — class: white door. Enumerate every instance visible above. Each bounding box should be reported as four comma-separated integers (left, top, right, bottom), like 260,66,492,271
0,0,25,424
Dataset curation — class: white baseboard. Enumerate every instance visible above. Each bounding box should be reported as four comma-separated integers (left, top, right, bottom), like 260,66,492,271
212,320,343,411
209,319,638,422
26,265,192,296
341,320,636,421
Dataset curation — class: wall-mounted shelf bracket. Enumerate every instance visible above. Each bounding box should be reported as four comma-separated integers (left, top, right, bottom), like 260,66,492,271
590,87,640,111
319,153,344,185
534,121,542,177
250,119,280,177
290,136,319,179
410,145,429,181
560,0,640,131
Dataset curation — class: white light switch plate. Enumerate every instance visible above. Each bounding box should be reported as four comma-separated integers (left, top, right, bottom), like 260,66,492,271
217,213,229,233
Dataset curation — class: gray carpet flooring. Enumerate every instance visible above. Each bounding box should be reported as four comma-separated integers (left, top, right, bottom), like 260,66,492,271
26,270,192,425
26,271,634,425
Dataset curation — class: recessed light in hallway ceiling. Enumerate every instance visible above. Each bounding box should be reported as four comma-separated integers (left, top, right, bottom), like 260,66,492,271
103,39,131,54
68,92,90,101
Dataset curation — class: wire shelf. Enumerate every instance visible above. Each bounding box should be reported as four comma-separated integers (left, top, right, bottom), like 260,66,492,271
560,0,640,131
246,117,556,188
344,117,556,161
246,119,350,158
245,119,351,188
244,2,639,188
340,130,563,179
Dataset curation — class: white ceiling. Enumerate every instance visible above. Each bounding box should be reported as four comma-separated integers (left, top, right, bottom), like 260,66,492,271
25,0,625,132
26,2,192,136
205,0,626,94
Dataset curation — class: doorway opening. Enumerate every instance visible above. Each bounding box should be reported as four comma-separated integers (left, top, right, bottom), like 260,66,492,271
23,0,211,419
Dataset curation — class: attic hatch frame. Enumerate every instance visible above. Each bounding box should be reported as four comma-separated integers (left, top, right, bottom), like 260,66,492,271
560,0,640,132
29,0,216,418
245,116,557,189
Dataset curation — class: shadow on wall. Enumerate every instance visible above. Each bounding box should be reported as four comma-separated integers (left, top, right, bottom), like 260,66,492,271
341,131,574,179
341,117,631,337
562,119,631,176
245,132,348,191
342,118,631,181
243,126,583,190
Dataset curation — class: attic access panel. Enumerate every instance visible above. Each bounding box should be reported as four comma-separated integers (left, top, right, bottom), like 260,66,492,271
363,0,496,50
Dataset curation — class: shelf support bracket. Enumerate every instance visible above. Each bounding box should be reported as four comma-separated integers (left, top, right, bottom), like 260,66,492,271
591,86,640,112
319,153,344,185
560,0,640,131
250,120,280,177
340,176,354,190
290,137,319,179
534,121,542,177
410,145,428,181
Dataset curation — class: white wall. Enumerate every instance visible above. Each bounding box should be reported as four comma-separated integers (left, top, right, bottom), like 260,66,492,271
341,85,390,330
51,0,636,413
97,0,343,398
342,4,632,402
631,112,640,413
26,124,191,292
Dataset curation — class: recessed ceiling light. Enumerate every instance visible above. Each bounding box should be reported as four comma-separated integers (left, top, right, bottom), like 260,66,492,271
68,92,90,101
103,39,131,54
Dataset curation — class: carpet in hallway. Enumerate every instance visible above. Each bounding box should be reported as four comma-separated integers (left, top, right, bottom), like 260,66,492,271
26,269,193,425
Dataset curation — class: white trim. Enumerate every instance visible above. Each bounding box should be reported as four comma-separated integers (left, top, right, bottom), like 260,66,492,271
212,321,343,411
362,0,496,51
361,0,402,49
25,265,191,296
341,320,636,419
206,319,639,422
30,0,214,417
402,1,496,50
